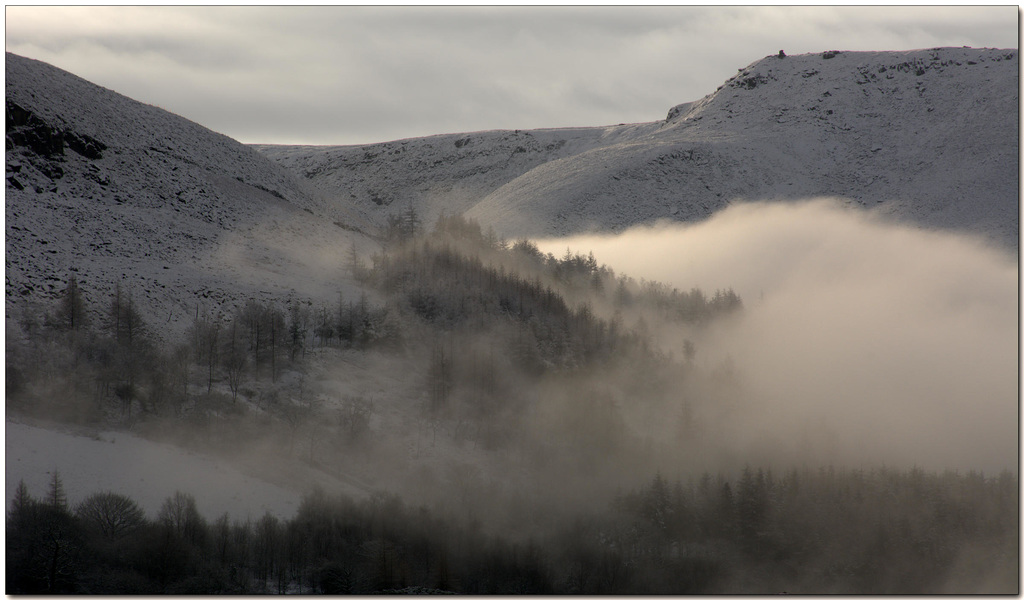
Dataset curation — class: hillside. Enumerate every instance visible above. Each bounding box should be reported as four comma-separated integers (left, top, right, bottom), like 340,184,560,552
253,123,659,234
5,52,372,339
257,47,1019,247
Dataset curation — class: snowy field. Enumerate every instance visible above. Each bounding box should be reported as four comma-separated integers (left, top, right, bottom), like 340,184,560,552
6,419,304,520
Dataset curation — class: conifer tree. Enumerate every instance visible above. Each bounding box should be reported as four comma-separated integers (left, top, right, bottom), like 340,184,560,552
47,470,68,513
9,479,34,520
57,275,88,331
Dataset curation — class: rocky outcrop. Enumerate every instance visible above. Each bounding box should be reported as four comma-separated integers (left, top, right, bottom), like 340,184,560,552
6,99,107,162
6,98,109,190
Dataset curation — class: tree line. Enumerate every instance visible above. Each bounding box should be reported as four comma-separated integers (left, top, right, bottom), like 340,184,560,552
605,466,1017,593
380,209,742,326
7,272,398,425
8,465,1016,594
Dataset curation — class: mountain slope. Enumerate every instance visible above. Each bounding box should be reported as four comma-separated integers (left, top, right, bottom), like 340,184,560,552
252,122,660,233
258,47,1018,248
5,53,370,337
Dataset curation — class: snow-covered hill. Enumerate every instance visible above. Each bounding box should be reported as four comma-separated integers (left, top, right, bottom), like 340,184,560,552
8,47,1016,338
257,47,1018,248
253,123,660,234
5,52,372,339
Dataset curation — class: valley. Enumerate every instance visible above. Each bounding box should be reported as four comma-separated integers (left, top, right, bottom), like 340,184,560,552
5,47,1018,593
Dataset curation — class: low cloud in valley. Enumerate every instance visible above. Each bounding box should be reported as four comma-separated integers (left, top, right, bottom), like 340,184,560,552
537,199,1018,474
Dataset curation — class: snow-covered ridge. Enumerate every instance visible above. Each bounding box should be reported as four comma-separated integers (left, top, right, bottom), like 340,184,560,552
5,47,1018,340
252,121,661,233
259,47,1018,248
5,53,305,202
5,52,369,338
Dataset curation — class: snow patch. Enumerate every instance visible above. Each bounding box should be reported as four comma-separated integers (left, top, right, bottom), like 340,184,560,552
6,419,303,520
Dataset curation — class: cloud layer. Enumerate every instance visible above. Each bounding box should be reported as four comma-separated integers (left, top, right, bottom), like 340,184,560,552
537,200,1018,474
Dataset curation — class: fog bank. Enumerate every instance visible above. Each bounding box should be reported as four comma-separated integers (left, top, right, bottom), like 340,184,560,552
537,199,1018,474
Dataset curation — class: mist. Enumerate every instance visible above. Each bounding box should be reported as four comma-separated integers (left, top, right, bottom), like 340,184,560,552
536,199,1018,475
8,200,1017,593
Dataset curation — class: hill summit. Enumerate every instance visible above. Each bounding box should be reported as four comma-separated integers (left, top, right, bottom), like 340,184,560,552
258,47,1018,247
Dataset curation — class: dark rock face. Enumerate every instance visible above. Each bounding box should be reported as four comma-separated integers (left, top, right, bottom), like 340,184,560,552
734,74,770,90
65,130,106,160
6,99,107,161
6,100,66,158
6,99,108,186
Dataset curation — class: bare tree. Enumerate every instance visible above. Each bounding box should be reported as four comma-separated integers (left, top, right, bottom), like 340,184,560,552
169,343,191,415
158,491,206,547
222,319,247,402
56,274,88,332
190,312,220,392
288,300,309,362
75,492,145,539
109,285,151,418
347,242,365,280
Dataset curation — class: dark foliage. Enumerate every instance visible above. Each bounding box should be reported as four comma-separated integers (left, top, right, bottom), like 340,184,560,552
7,467,1016,593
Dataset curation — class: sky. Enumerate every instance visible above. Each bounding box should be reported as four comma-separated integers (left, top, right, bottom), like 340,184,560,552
4,5,1019,146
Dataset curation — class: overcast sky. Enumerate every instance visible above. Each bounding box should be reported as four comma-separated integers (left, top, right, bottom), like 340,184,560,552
5,6,1018,146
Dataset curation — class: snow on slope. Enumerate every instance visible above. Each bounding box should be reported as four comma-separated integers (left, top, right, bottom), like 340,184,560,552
6,419,306,520
258,47,1018,248
473,48,1018,246
253,122,660,232
5,52,373,341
